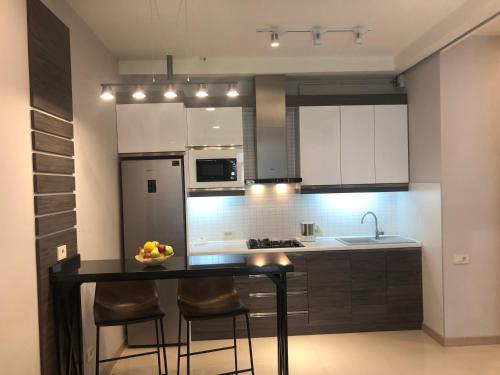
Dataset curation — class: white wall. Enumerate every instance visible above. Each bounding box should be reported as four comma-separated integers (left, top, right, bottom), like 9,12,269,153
41,0,123,372
405,54,442,183
440,36,500,339
0,0,40,374
402,54,444,336
398,184,444,336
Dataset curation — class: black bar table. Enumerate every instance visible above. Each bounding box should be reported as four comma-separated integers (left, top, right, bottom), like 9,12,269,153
50,252,293,375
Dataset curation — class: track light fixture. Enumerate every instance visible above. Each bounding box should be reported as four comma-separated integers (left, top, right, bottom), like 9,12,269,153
164,84,177,99
132,85,146,100
100,85,114,100
226,83,239,97
195,84,209,98
271,32,280,48
257,25,371,47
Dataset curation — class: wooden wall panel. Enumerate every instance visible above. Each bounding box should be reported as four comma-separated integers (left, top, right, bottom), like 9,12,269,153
35,194,76,215
33,153,74,174
36,228,78,256
32,131,74,156
34,175,75,193
27,0,73,121
36,211,77,236
27,1,75,374
31,110,73,139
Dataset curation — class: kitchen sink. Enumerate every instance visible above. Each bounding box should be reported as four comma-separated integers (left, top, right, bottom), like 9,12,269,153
336,236,416,245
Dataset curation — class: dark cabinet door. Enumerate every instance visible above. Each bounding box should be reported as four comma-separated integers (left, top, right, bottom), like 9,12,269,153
307,253,351,326
351,252,387,323
386,250,423,323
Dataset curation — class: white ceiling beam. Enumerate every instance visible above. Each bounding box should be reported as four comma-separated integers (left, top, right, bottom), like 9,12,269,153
119,56,395,76
396,0,500,72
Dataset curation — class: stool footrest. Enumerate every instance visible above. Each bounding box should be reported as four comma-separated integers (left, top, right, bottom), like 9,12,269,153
180,345,235,357
99,350,158,363
217,368,253,375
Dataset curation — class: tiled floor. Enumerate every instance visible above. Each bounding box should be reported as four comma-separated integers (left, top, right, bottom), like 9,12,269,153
110,330,500,375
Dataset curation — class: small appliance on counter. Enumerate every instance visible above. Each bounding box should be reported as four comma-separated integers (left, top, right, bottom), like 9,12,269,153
247,238,304,249
299,222,316,242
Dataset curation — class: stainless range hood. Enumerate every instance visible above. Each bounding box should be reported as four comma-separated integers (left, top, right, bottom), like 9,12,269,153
245,76,302,185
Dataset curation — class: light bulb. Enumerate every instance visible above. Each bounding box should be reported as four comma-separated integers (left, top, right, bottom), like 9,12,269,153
164,84,177,99
196,84,208,98
132,86,146,100
271,32,280,48
226,83,239,97
100,85,114,100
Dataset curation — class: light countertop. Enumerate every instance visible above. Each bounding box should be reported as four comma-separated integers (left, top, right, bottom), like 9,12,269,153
188,236,422,256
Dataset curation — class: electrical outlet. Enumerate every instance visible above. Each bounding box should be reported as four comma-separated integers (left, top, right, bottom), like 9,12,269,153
57,244,67,261
85,347,95,363
223,231,234,239
453,254,470,265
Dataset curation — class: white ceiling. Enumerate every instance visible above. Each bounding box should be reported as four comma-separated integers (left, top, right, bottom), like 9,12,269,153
65,0,499,73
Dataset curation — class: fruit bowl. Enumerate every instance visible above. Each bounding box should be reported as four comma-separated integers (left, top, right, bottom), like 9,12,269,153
135,241,175,267
135,253,174,266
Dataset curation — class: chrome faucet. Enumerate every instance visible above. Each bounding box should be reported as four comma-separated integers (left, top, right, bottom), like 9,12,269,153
361,211,384,239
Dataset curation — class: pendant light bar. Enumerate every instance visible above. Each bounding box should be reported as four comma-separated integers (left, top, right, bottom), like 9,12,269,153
257,25,371,47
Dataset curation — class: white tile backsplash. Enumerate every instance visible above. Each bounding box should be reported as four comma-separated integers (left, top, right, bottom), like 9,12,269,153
187,186,401,242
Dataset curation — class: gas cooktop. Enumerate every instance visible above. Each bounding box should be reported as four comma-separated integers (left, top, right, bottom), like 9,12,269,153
246,238,304,249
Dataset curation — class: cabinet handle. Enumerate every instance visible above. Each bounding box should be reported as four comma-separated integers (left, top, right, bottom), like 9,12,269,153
250,311,308,318
249,291,307,298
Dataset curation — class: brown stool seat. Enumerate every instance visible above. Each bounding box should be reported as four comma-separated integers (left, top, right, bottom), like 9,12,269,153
93,280,168,374
178,297,249,321
94,302,165,326
94,280,165,326
177,277,255,375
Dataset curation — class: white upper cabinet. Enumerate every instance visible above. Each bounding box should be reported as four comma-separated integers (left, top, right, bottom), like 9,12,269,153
116,103,187,153
374,105,409,183
187,107,243,147
299,106,341,185
340,105,376,184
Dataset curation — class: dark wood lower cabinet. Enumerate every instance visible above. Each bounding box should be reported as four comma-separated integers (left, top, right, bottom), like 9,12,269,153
191,248,422,340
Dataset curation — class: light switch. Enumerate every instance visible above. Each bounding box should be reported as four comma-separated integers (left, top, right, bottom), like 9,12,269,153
453,254,470,265
57,244,67,261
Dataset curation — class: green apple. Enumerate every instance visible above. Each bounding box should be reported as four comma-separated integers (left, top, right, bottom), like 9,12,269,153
164,245,174,255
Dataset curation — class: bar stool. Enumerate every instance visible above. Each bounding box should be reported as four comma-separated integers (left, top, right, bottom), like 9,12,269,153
94,280,168,374
176,277,255,375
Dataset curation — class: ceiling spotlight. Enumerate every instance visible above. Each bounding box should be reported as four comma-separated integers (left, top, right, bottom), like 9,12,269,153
226,83,239,97
132,85,146,100
164,84,177,99
271,32,280,48
312,29,322,46
353,27,368,45
196,84,209,98
100,85,114,100
205,107,215,111
355,31,363,44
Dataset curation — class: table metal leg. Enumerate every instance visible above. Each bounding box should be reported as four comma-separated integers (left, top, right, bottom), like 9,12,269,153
268,273,289,375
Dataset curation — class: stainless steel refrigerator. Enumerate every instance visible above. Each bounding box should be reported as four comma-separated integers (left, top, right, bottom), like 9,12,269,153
120,157,186,346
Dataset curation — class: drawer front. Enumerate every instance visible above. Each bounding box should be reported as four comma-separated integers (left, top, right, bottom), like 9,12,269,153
248,272,307,293
249,311,309,337
249,291,308,313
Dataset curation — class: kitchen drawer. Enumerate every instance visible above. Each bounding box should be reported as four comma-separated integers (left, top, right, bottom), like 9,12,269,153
249,311,309,337
249,291,308,313
285,252,308,272
248,272,307,293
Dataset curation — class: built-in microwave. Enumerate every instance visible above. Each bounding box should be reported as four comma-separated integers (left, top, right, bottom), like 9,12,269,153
188,149,244,189
196,158,237,182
